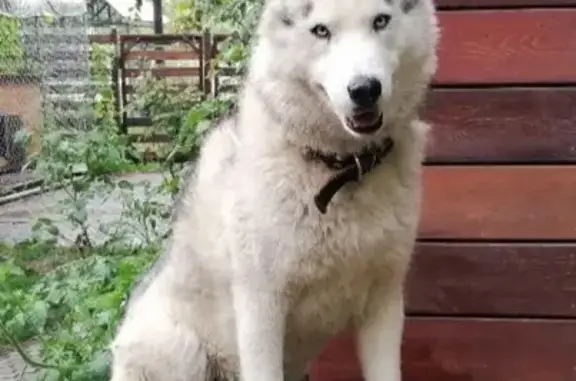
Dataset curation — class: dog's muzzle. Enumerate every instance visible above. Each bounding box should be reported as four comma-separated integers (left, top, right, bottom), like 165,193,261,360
345,109,383,135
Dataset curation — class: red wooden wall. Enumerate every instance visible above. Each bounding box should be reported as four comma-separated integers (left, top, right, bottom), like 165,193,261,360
310,0,576,380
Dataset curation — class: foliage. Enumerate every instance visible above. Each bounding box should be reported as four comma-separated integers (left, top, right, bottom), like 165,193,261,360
125,0,264,167
1,242,160,380
127,72,232,165
0,15,26,75
171,0,263,74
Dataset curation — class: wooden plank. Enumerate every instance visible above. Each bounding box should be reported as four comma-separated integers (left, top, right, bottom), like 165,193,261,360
89,34,116,44
407,242,576,317
128,133,172,143
424,88,576,164
419,166,576,240
125,50,199,60
435,10,576,85
120,33,203,44
125,117,153,127
90,33,228,44
310,318,576,381
436,0,576,9
124,67,200,78
123,83,200,94
90,34,201,45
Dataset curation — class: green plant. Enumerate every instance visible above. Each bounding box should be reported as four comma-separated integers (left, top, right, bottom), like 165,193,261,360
128,72,232,159
169,0,262,75
1,243,160,380
0,15,26,75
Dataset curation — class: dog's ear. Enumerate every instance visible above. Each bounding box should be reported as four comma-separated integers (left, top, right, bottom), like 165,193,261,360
261,0,294,28
270,0,313,27
401,0,419,13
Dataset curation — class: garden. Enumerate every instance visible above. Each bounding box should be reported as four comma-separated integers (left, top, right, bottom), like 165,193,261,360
0,0,263,380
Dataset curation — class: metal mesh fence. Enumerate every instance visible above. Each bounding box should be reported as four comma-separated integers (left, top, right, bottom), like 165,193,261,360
0,0,94,175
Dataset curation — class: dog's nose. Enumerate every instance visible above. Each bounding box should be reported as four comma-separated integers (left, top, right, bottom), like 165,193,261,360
347,76,382,108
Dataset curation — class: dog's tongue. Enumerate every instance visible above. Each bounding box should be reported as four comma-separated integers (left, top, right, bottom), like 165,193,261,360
352,110,379,126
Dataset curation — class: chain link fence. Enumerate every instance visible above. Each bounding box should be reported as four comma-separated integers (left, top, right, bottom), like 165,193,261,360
0,0,94,176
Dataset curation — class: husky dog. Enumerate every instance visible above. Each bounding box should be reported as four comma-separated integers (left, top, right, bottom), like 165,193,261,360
109,0,438,380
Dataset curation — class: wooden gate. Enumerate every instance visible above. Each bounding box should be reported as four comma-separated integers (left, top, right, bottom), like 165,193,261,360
310,0,576,380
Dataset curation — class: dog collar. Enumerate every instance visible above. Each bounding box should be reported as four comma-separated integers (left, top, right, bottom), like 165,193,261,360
303,137,394,214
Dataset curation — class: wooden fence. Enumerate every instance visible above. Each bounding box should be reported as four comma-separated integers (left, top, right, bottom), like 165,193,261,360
89,31,231,150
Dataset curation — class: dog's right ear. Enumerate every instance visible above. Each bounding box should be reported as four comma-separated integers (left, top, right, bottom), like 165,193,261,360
278,7,295,27
401,0,420,13
261,0,293,27
264,0,313,27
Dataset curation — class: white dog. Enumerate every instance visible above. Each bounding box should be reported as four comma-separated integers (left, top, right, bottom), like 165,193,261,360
109,0,439,380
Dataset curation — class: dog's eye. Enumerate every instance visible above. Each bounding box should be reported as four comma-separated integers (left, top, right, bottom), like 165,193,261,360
310,24,331,39
372,14,391,31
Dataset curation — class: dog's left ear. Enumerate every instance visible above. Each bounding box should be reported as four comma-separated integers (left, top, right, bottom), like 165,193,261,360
402,0,419,13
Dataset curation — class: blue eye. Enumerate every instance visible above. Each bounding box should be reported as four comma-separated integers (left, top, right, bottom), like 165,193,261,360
373,14,391,31
310,24,331,39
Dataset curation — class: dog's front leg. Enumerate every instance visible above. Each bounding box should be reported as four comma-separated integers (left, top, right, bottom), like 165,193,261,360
356,285,404,381
233,277,286,381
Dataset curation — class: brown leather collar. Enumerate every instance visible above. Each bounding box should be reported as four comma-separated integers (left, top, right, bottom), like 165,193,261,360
303,138,394,214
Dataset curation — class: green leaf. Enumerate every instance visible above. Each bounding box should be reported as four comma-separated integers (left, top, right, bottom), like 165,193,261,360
47,224,60,237
41,368,61,381
72,209,88,224
29,300,49,329
117,180,134,190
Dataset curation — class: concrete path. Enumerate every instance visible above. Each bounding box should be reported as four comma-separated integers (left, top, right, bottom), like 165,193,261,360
0,343,41,381
0,172,171,246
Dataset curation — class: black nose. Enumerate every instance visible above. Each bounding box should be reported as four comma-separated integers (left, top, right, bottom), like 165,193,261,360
347,76,382,108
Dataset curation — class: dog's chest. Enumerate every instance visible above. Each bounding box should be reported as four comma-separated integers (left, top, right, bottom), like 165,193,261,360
281,164,418,327
294,164,418,263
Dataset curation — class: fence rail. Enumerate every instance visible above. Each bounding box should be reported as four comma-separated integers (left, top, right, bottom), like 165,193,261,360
87,31,234,158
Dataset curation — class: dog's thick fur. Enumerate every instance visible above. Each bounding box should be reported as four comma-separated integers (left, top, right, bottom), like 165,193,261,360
109,0,439,380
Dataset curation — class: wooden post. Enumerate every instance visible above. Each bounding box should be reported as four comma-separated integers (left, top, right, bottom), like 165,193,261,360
201,29,213,97
110,28,124,133
152,0,163,34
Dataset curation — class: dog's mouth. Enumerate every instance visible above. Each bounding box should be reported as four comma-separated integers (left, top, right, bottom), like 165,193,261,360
345,109,383,135
313,84,383,135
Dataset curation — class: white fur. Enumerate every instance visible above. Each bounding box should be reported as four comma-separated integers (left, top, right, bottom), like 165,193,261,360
109,0,439,380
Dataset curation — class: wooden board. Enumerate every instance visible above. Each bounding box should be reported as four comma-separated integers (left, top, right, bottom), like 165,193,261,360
407,243,576,317
124,67,200,78
436,0,576,9
125,50,200,60
310,318,576,381
424,88,576,164
435,10,576,85
419,166,576,240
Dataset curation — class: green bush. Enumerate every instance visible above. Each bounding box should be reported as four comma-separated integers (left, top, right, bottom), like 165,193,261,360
1,242,160,380
0,15,26,75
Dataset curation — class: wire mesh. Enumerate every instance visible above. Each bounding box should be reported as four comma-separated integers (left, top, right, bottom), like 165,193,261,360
0,0,95,174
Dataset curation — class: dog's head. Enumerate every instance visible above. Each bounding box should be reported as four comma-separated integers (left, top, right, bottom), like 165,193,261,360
254,0,438,140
